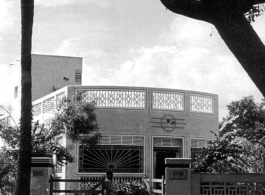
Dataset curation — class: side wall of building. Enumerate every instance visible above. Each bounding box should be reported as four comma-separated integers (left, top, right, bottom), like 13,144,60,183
31,54,82,101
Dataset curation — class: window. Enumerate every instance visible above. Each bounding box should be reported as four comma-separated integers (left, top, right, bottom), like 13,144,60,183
75,69,82,82
79,145,143,173
190,139,211,159
78,135,144,173
14,86,18,98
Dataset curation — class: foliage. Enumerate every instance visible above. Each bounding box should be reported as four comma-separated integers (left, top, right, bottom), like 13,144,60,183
245,4,265,22
0,99,101,194
193,96,265,173
193,132,265,173
114,180,149,195
220,96,265,144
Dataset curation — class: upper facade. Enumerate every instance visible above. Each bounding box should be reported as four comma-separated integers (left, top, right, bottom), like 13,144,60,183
33,85,218,161
10,54,82,102
31,54,82,101
10,54,82,121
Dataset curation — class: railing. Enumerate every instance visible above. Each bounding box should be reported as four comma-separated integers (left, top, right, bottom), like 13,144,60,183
49,175,165,195
150,176,165,195
49,175,105,195
192,173,265,195
33,86,216,116
80,176,143,190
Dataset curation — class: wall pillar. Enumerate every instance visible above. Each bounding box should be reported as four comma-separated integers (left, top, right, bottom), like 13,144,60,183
30,157,53,195
165,158,191,195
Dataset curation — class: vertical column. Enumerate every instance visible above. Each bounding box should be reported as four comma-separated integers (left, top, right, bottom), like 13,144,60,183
165,158,191,195
30,157,53,195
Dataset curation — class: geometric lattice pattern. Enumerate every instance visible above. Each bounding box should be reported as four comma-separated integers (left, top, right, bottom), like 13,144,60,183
152,91,184,111
190,94,214,114
80,177,142,190
75,90,146,109
201,182,265,195
79,145,144,173
56,92,66,102
55,92,66,110
42,97,55,113
32,103,42,116
79,135,144,173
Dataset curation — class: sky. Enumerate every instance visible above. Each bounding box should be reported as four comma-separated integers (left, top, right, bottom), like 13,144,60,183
0,0,264,120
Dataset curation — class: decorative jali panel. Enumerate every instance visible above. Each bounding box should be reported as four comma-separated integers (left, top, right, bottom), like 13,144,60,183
75,90,146,109
152,91,184,111
55,92,66,110
33,103,41,116
190,94,214,114
42,97,55,113
201,182,265,195
80,177,142,190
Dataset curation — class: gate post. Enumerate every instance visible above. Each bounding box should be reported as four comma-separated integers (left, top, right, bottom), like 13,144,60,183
165,158,191,195
49,175,53,195
30,157,53,195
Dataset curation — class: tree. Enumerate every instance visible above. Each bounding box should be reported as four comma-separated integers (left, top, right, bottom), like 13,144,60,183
0,100,101,195
159,0,265,97
193,96,265,173
15,0,34,194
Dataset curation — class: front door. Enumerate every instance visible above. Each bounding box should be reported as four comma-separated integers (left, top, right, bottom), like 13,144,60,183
153,147,181,179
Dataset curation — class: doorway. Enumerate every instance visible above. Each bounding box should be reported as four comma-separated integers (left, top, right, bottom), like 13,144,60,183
153,147,181,179
152,136,183,179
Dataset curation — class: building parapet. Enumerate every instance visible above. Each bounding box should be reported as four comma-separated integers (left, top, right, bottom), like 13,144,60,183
32,86,217,117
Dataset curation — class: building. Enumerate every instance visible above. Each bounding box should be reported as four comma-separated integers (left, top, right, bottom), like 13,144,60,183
10,54,82,121
32,85,218,190
9,54,218,191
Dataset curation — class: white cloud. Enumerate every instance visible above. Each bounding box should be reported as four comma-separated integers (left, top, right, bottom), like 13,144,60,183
170,16,220,47
64,11,263,121
35,0,109,7
0,65,12,104
53,38,80,56
0,1,15,34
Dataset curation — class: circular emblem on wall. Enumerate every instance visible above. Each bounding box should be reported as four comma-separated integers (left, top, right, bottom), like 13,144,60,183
150,114,186,132
161,114,186,132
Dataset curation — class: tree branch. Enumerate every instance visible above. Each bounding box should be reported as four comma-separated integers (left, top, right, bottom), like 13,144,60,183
253,0,265,5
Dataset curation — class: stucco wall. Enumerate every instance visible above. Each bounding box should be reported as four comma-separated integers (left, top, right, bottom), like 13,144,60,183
62,86,218,181
31,54,82,101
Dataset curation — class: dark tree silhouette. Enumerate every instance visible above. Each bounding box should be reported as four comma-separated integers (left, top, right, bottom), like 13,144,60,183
14,0,34,195
160,0,265,97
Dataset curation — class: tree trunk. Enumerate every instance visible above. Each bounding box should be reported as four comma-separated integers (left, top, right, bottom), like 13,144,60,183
212,13,265,97
14,1,34,195
160,0,265,97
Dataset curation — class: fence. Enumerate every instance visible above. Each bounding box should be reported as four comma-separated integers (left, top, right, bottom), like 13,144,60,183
49,175,166,195
49,175,105,195
150,176,165,195
193,173,265,195
165,158,265,195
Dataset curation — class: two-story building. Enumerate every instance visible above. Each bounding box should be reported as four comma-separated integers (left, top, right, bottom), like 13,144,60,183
9,54,218,191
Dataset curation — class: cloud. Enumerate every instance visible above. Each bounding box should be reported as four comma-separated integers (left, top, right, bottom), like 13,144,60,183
169,16,220,48
35,0,109,7
65,14,264,120
0,65,12,104
0,1,15,35
53,38,81,57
